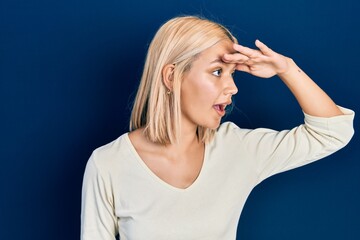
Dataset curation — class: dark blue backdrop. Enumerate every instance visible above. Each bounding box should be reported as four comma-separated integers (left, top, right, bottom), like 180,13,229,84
1,0,359,239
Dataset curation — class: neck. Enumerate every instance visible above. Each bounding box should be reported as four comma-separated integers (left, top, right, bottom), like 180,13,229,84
164,119,203,157
170,127,200,151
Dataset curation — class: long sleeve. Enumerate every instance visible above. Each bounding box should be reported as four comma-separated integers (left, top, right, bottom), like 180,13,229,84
79,107,354,240
81,154,118,240
235,106,355,184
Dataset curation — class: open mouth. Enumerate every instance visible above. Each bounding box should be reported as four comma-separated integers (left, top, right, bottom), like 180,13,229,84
213,104,226,116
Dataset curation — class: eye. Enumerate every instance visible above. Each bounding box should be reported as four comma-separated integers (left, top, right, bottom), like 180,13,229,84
212,69,222,77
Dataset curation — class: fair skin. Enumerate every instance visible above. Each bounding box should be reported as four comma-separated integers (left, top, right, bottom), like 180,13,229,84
129,39,343,189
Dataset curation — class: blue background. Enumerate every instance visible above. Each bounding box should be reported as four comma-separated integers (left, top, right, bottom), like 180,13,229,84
1,0,359,239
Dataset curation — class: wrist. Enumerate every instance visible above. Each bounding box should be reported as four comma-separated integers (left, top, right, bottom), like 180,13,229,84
277,57,297,77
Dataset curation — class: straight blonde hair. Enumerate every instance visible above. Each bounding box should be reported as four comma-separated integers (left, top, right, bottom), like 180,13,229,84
130,16,236,144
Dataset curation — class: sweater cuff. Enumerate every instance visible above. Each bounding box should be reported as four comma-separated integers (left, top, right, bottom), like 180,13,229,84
303,106,355,124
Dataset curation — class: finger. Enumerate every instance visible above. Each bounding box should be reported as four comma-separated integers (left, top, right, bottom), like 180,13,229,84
233,43,259,58
235,63,251,73
223,53,249,63
255,39,274,56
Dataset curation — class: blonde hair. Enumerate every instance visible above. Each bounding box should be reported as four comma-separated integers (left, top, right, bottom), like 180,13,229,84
130,16,237,144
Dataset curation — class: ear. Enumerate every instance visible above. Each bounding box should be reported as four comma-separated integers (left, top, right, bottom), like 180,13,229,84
162,64,175,91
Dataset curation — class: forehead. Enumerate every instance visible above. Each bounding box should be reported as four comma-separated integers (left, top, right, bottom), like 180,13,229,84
197,40,236,63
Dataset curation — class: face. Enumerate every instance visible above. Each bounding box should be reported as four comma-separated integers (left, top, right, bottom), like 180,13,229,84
180,39,238,130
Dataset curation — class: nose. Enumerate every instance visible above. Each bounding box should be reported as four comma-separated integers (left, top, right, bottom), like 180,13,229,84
224,76,238,96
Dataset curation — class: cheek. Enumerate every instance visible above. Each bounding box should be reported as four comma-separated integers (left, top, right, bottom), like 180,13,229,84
181,74,218,105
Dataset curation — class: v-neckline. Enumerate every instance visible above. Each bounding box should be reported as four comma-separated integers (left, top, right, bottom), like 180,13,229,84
124,133,208,192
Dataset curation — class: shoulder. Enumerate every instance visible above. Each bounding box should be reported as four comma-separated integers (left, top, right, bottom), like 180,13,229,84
210,121,249,147
215,121,249,139
217,121,240,133
213,121,273,146
90,133,132,173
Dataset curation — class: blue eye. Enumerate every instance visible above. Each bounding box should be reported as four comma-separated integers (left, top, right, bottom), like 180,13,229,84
213,69,222,77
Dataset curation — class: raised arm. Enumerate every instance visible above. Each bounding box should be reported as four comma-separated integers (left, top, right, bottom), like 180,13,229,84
222,39,344,117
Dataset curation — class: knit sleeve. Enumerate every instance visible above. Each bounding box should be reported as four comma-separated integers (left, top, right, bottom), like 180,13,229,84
237,106,355,184
81,153,118,240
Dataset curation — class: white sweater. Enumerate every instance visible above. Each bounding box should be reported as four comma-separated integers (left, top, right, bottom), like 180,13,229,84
81,107,354,240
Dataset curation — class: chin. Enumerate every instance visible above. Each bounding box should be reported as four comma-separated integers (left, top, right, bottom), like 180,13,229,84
200,120,221,130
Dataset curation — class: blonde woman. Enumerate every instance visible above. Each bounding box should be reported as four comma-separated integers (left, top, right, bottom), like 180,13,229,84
81,16,354,239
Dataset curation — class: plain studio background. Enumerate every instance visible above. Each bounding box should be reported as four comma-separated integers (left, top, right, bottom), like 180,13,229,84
0,0,359,239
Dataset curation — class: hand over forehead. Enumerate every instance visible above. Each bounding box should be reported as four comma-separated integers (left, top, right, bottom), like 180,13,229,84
222,40,274,64
220,40,289,78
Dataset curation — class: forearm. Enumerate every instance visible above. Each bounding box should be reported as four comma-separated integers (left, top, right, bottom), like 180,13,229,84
278,58,343,117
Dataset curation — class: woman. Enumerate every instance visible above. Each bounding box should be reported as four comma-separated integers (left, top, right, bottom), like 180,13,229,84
81,16,354,239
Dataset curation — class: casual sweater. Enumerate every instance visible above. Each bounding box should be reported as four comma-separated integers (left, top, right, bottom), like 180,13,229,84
81,107,354,240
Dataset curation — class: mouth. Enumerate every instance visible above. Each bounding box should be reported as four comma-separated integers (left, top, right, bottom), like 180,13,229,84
213,104,227,117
